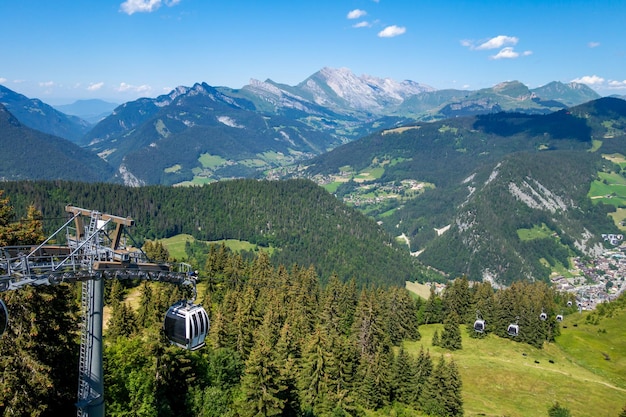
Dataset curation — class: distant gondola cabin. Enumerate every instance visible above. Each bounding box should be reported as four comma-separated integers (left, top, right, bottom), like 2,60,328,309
164,301,210,351
473,318,485,333
507,323,519,337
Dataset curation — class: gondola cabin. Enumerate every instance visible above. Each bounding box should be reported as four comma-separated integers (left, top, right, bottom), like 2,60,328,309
0,300,7,336
507,323,519,337
540,312,547,321
163,301,210,351
556,314,563,322
473,318,485,333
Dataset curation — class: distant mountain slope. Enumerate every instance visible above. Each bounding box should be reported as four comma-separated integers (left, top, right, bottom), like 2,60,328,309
293,97,626,284
84,83,353,186
0,85,91,143
0,104,116,182
54,99,118,124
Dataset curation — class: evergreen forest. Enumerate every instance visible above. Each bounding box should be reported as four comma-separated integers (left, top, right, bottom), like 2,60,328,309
3,192,623,416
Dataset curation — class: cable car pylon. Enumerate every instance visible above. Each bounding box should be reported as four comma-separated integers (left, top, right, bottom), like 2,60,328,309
0,205,208,417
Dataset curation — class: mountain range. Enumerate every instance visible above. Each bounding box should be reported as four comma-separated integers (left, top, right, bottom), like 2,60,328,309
0,67,603,186
2,67,626,285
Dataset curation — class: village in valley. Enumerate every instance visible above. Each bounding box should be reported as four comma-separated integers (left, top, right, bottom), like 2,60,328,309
554,233,626,310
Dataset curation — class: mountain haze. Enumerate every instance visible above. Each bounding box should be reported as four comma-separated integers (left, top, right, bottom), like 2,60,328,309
0,85,91,143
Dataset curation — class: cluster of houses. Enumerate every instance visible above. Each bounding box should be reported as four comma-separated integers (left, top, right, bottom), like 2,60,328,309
551,251,626,310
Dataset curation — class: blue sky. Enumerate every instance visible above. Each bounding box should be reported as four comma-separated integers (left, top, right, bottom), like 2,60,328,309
1,0,625,104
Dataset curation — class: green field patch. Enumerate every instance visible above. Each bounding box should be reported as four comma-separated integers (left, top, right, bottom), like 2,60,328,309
405,281,431,299
589,171,626,207
609,207,626,230
164,164,181,173
240,158,268,168
589,139,603,152
517,223,554,241
322,181,343,193
260,151,289,163
602,153,626,168
198,153,227,169
438,124,458,134
159,234,275,260
403,317,626,417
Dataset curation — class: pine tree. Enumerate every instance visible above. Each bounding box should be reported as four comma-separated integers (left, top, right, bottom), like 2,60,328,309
440,311,462,350
354,343,393,410
298,325,331,415
392,346,417,405
107,302,138,339
432,328,440,346
274,322,301,417
548,402,571,417
0,285,79,416
414,346,433,407
237,311,285,417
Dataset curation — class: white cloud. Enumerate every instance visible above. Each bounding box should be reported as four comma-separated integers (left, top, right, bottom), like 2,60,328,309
490,47,516,59
87,82,104,91
120,0,181,15
352,21,371,28
476,35,518,50
39,81,55,87
116,82,152,93
347,9,367,19
571,75,605,85
0,77,6,84
608,80,626,89
588,41,600,48
378,25,406,38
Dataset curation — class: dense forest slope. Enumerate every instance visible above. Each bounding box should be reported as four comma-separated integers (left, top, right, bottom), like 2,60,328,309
0,104,116,182
0,179,437,287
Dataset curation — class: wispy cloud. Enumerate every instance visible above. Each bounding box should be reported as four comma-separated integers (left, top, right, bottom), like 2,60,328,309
490,47,532,60
0,77,6,84
463,35,530,60
462,35,518,51
87,82,104,91
120,0,181,15
588,41,600,48
571,75,605,85
116,82,152,94
352,21,371,28
39,81,55,87
378,25,406,38
477,35,518,50
608,80,626,89
347,9,367,19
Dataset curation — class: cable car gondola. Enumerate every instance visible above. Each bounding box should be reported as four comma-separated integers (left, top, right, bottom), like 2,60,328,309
473,310,485,333
0,300,7,336
540,310,547,321
163,301,210,351
556,314,563,322
507,317,519,337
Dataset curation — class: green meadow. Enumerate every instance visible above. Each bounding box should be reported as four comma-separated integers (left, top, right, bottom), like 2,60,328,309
159,233,274,260
399,310,626,417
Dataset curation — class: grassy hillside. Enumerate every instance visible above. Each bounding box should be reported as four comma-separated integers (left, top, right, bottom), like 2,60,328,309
402,310,625,417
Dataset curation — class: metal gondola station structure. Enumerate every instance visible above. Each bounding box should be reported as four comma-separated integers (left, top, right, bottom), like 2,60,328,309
0,205,208,417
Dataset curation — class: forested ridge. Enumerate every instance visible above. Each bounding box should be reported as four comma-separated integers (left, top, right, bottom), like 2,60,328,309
0,179,439,287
